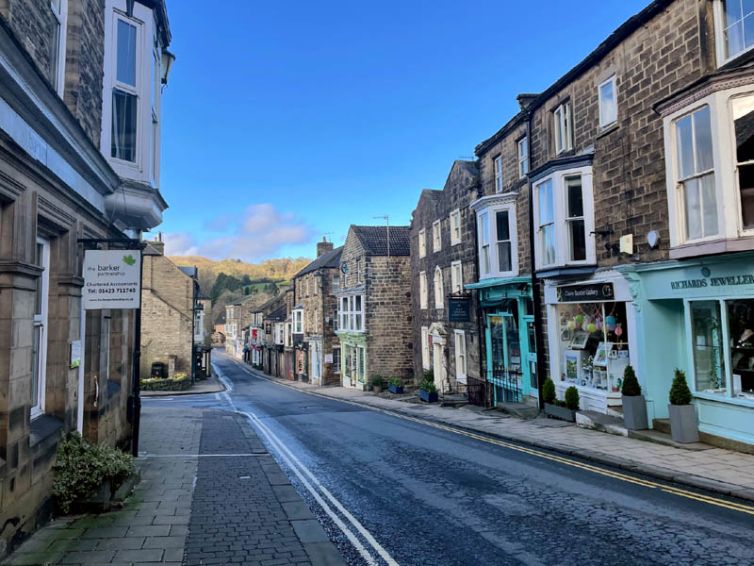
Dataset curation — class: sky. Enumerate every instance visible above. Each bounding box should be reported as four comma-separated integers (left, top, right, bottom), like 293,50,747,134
159,0,651,262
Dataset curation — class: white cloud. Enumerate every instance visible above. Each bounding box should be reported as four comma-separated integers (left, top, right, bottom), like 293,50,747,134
163,204,314,261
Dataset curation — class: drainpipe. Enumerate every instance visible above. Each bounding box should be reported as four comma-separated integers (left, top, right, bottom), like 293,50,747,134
526,111,547,412
472,206,488,407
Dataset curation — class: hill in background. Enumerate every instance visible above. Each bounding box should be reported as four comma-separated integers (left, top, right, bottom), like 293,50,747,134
169,256,310,282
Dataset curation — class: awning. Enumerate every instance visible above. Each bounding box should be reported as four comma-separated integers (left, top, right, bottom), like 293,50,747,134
465,276,531,290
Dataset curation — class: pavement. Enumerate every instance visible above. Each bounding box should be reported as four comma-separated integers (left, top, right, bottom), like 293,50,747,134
3,405,344,566
253,369,754,502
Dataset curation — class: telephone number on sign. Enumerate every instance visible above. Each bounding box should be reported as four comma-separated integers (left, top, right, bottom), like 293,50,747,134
87,288,136,294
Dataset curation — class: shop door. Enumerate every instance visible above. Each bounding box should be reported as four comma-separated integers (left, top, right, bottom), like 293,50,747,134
486,314,524,403
524,315,538,399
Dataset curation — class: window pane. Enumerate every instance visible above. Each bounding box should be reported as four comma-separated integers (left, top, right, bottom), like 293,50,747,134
676,114,694,179
690,301,725,394
566,177,583,218
701,173,719,236
569,219,586,261
694,106,714,172
542,225,556,265
116,20,137,86
111,90,137,161
538,180,554,225
728,298,754,397
739,164,754,229
496,210,510,241
599,80,616,125
498,242,512,272
479,213,489,244
684,177,702,240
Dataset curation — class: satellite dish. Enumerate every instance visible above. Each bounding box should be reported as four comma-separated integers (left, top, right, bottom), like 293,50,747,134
646,230,659,249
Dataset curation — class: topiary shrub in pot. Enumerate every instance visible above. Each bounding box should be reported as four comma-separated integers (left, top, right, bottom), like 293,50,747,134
668,369,698,443
543,378,577,422
564,386,580,411
621,365,648,431
371,375,385,393
542,378,556,406
387,377,404,394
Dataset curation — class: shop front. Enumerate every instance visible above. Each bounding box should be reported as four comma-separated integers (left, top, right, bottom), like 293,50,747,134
339,333,367,389
467,277,537,406
544,270,637,413
620,253,754,447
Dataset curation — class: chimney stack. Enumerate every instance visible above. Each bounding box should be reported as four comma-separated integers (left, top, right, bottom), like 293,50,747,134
149,239,165,255
316,236,334,258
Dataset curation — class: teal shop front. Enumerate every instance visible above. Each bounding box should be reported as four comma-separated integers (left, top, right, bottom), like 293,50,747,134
467,277,537,405
620,252,754,447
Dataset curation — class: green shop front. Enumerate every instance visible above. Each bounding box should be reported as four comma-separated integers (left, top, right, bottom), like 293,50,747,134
621,252,754,447
338,332,367,389
466,277,537,405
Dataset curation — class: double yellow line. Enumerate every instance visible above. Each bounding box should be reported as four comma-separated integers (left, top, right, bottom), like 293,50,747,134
391,412,754,517
234,358,754,517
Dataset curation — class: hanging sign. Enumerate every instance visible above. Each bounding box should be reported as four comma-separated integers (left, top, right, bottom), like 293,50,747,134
83,250,141,310
448,297,471,322
557,283,614,303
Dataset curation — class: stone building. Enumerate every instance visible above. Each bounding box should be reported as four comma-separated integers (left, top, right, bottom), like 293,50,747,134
410,162,483,401
468,0,754,447
140,240,200,380
259,289,291,378
336,225,412,389
0,0,172,553
292,238,343,385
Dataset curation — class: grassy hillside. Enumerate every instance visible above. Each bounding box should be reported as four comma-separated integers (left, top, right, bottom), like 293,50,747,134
169,256,311,281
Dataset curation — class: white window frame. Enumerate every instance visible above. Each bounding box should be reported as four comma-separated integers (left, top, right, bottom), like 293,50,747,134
110,13,141,165
421,326,430,370
293,309,304,334
553,102,573,155
418,228,427,258
475,204,519,279
449,209,462,246
31,237,50,419
494,155,504,193
532,166,595,270
454,330,467,384
450,260,463,294
518,137,529,178
337,294,365,332
714,0,754,66
433,266,444,310
356,259,363,284
598,75,618,128
419,271,428,310
50,0,68,97
432,220,442,253
662,86,754,250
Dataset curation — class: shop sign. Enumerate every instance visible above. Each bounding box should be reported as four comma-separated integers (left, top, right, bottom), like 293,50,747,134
557,283,614,303
83,250,141,310
448,297,471,322
670,268,754,291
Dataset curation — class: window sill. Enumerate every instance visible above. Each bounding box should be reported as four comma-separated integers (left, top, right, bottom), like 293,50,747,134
669,236,754,259
536,264,597,279
30,414,64,449
596,123,619,139
693,392,754,409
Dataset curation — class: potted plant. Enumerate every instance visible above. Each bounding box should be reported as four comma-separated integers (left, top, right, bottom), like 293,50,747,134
621,365,648,430
668,368,699,443
371,375,385,393
543,378,579,422
418,379,438,403
387,377,404,394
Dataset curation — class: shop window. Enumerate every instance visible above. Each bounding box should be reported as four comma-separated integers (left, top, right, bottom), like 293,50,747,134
690,301,726,394
556,301,630,394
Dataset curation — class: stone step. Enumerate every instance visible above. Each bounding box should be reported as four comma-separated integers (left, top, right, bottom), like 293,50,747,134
630,428,712,451
491,401,540,419
576,410,628,437
653,418,671,435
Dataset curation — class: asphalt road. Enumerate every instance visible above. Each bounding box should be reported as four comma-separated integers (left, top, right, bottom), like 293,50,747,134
145,353,754,566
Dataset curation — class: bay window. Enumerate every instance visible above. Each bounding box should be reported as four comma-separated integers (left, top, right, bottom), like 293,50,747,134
434,267,444,309
112,17,139,162
471,195,519,279
533,165,595,270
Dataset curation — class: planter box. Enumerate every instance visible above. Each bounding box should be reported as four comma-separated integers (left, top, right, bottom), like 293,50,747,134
388,384,404,394
418,389,438,403
372,385,383,394
622,395,648,430
544,403,576,422
669,404,699,443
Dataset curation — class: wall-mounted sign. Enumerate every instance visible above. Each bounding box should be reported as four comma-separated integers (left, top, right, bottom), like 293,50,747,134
83,250,141,310
670,271,754,291
557,283,614,303
448,297,471,322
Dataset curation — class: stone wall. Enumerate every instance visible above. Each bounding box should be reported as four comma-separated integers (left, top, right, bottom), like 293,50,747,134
140,254,194,379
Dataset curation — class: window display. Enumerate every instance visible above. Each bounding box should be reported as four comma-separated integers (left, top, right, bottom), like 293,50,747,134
727,299,754,399
557,302,629,393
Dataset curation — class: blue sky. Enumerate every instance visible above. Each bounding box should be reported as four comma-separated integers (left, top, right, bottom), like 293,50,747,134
159,0,650,261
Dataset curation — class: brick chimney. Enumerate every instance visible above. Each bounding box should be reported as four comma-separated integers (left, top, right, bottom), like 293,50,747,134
517,93,539,111
149,232,165,255
316,237,333,258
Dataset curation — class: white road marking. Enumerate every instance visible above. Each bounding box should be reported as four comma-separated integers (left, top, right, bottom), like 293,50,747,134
214,363,398,566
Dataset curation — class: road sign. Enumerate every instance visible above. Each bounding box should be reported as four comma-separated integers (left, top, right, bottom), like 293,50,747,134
83,249,141,310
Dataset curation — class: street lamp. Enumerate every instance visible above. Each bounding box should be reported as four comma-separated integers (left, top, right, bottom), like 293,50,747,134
161,49,175,86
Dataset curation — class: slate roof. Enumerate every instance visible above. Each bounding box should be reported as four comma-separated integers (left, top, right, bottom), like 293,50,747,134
178,266,197,278
351,225,411,257
294,246,343,278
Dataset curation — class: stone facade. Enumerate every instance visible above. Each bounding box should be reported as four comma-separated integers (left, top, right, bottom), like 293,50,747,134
140,242,195,379
410,161,482,398
336,225,412,388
